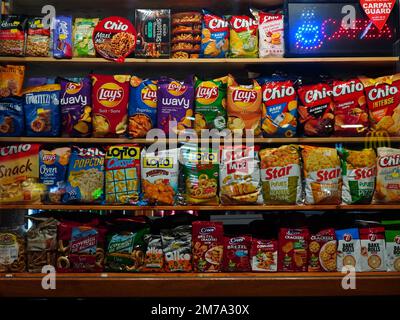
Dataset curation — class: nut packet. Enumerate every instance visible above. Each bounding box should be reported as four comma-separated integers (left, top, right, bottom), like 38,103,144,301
278,228,309,272
200,10,229,58
228,15,258,58
360,226,386,272
0,64,25,98
73,18,99,57
0,97,24,136
223,235,252,272
0,15,27,56
26,17,51,57
250,238,278,272
374,147,400,203
53,16,73,59
161,225,192,272
336,228,361,272
382,220,400,271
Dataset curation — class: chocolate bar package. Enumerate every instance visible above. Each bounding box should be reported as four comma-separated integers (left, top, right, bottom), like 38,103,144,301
135,9,170,58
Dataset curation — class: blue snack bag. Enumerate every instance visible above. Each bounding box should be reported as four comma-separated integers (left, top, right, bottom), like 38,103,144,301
200,10,229,58
0,97,24,136
53,16,73,59
24,84,61,136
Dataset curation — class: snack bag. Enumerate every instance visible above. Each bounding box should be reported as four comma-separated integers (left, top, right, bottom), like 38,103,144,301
105,145,141,204
250,238,278,272
228,15,258,58
297,82,334,136
0,64,25,98
360,227,386,272
251,9,284,58
141,148,179,205
332,79,369,136
220,145,263,204
60,77,92,137
63,146,105,203
128,76,157,138
336,228,361,272
192,221,224,272
0,144,45,204
161,225,192,272
181,144,219,205
200,10,229,58
53,16,73,59
339,148,376,204
39,147,71,203
360,73,400,136
223,235,252,272
0,97,24,136
308,228,336,272
382,220,400,271
91,74,130,137
259,145,302,205
23,84,61,137
157,76,194,135
227,76,262,136
260,78,297,137
143,234,164,272
374,147,400,203
194,76,227,133
73,18,99,57
0,15,27,56
302,146,342,204
26,17,51,57
278,228,309,272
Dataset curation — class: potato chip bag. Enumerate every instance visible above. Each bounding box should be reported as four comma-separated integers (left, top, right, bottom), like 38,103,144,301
73,18,99,57
374,147,400,203
200,10,229,58
228,15,258,58
0,64,25,98
0,97,24,136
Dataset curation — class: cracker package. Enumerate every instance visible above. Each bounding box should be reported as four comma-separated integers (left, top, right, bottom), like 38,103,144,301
260,77,297,137
220,145,262,204
336,228,361,272
227,77,262,136
228,15,258,58
302,146,342,204
0,144,45,204
360,226,386,272
91,74,130,137
339,148,376,204
73,18,99,57
278,228,309,272
0,15,27,56
374,147,400,203
192,221,224,272
105,145,141,204
63,146,105,203
39,147,71,203
382,220,400,271
143,234,164,272
53,16,73,59
0,97,24,136
297,82,334,136
23,84,61,137
194,76,227,133
360,73,400,136
128,76,157,138
250,238,278,272
157,76,194,135
0,64,25,98
26,17,51,57
60,78,92,137
259,145,302,205
181,144,219,205
332,79,369,136
223,235,252,272
200,10,229,58
161,225,192,272
308,228,337,272
141,148,179,205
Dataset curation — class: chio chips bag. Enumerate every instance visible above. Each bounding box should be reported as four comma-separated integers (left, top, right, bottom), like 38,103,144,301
228,15,258,58
200,10,229,58
374,147,400,203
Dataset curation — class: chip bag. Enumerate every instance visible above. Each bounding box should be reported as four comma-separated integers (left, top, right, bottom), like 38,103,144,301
0,64,25,98
73,18,99,57
0,97,24,136
200,10,229,58
228,15,258,58
374,147,400,203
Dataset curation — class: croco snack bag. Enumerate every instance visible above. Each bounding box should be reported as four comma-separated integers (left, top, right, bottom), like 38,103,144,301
228,15,258,58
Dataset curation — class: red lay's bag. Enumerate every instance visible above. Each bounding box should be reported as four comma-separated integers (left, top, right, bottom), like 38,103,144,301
332,79,369,136
297,82,334,137
228,15,258,58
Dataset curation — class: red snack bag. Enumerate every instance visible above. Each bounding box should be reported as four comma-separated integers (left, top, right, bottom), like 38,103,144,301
223,235,252,272
192,221,224,272
332,79,369,136
57,220,106,272
250,238,278,272
91,74,130,137
359,73,400,136
278,228,309,272
308,228,337,272
297,82,334,136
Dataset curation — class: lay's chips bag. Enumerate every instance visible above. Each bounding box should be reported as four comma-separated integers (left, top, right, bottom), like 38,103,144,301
201,10,229,58
228,15,258,58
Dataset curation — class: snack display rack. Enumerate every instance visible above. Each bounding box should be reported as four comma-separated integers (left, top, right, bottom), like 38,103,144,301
1,0,400,299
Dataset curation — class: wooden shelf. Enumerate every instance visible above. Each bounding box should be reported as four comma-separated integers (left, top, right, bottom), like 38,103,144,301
1,272,399,297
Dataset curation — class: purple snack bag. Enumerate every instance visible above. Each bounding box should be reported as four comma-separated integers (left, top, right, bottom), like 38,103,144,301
157,76,194,136
53,16,73,59
60,78,92,137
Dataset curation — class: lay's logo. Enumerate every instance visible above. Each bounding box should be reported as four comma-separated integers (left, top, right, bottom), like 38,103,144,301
97,82,124,108
141,85,157,108
66,82,82,95
232,89,257,103
167,81,187,96
196,82,219,104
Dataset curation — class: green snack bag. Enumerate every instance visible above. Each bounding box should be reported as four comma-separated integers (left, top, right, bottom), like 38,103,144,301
382,220,400,272
228,15,258,58
73,18,99,57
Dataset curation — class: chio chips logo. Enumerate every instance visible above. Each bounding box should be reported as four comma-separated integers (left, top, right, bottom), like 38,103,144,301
141,84,157,108
97,82,124,108
196,81,219,105
167,81,187,96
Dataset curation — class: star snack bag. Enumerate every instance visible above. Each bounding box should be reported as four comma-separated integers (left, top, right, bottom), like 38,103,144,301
228,15,258,58
201,10,229,58
360,73,400,136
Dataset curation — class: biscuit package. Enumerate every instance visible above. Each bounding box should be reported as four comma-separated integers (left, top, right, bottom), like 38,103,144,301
141,148,179,205
308,228,336,272
302,146,342,204
26,17,51,57
374,147,400,203
220,145,262,204
360,73,400,136
278,228,309,272
227,77,262,136
260,77,297,137
336,228,361,272
339,148,376,205
128,76,157,138
91,74,130,137
0,97,24,136
194,76,227,133
228,15,258,58
360,226,386,272
223,235,252,272
0,15,27,56
200,10,229,58
105,145,141,204
53,16,73,59
250,238,278,272
0,64,25,98
259,145,302,205
382,220,400,272
73,18,99,57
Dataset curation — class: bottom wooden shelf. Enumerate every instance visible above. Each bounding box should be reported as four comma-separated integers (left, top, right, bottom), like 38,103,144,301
1,272,399,297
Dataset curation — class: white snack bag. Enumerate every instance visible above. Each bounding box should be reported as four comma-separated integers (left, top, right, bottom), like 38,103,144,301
374,147,400,203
